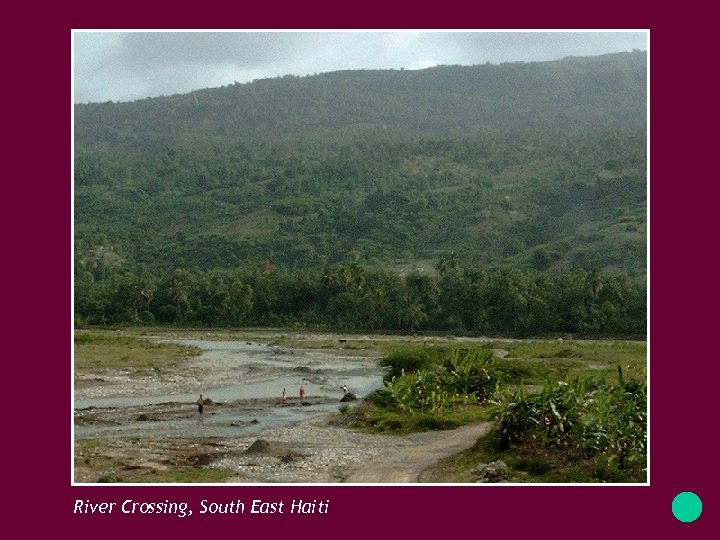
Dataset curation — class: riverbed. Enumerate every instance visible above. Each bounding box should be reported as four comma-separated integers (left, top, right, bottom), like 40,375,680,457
74,337,385,441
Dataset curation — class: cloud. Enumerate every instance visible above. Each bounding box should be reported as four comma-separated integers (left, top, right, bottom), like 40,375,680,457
116,32,304,72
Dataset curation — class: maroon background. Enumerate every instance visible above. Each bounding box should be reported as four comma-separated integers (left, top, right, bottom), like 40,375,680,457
7,1,717,537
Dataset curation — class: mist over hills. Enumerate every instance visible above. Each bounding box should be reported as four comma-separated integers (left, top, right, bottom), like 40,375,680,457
74,51,647,278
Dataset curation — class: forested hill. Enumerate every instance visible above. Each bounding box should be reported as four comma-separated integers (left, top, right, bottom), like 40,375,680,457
74,51,647,279
75,51,646,147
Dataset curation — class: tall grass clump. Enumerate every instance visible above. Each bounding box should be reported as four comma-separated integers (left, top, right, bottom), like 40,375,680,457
379,348,442,381
367,348,502,420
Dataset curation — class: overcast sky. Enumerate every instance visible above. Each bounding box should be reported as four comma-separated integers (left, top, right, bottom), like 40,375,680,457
73,31,647,104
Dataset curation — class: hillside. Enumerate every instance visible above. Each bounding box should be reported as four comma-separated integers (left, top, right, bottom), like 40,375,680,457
74,51,647,278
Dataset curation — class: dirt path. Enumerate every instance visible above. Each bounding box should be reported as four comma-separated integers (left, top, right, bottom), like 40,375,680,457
343,421,492,483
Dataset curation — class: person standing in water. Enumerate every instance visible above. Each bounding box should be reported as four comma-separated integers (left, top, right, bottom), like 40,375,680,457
281,388,287,406
299,385,305,403
196,394,205,414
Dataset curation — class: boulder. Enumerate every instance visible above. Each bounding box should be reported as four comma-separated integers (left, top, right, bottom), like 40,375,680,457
244,439,272,454
475,460,509,483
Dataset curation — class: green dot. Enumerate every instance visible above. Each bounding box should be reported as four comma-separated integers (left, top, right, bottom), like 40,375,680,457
672,492,702,522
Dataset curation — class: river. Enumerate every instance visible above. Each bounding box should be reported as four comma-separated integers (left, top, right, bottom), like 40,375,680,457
74,338,385,440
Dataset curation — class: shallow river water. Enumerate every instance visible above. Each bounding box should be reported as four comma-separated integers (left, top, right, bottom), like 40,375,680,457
74,339,385,439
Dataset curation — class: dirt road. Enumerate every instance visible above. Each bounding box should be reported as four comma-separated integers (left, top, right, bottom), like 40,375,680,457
343,421,492,483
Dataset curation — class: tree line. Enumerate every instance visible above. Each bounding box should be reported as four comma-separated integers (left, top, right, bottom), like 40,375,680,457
74,260,645,337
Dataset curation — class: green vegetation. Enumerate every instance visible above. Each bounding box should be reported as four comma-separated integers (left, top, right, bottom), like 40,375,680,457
97,467,237,484
74,52,647,482
75,52,646,281
346,341,646,482
421,426,642,483
358,345,535,433
503,339,647,381
364,406,492,434
492,368,646,470
75,53,646,337
75,263,645,337
74,331,199,372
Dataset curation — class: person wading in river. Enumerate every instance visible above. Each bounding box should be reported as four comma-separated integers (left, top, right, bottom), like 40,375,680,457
196,394,205,414
299,385,305,403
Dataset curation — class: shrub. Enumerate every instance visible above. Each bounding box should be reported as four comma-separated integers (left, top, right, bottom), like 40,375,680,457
442,349,500,402
380,349,439,381
414,413,461,431
374,348,502,414
365,388,397,408
492,371,646,474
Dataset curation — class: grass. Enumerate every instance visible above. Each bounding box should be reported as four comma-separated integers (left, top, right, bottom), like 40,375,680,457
368,405,492,434
339,400,492,434
501,339,646,383
98,467,237,483
74,331,199,373
81,459,237,483
506,339,645,364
